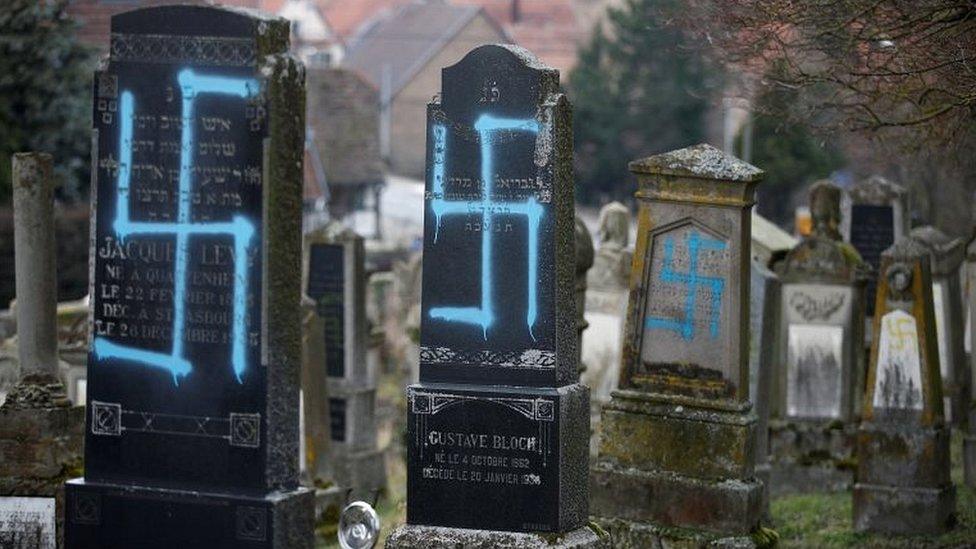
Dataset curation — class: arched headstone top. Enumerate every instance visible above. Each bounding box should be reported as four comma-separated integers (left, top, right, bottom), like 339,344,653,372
110,5,290,66
440,43,561,121
113,4,286,39
850,175,908,204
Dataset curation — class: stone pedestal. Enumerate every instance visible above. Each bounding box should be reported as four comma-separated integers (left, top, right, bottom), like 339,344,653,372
591,392,763,539
767,420,857,495
65,480,313,549
387,524,607,548
853,423,955,534
0,394,84,545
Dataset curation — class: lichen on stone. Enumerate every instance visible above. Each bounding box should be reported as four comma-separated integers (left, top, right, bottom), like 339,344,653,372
628,143,763,182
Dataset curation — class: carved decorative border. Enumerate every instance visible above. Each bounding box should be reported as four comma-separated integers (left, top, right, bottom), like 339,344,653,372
72,493,101,526
110,33,256,66
420,346,556,370
235,506,267,541
409,389,554,422
90,400,261,448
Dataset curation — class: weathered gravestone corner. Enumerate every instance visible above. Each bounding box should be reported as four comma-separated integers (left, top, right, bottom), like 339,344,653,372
385,44,606,548
64,6,313,548
590,143,773,547
909,225,968,427
853,236,956,535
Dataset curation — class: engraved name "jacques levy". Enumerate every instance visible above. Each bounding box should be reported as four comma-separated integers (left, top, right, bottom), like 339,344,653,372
427,431,538,451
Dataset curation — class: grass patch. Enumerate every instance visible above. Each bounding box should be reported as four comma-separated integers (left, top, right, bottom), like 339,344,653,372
772,434,976,548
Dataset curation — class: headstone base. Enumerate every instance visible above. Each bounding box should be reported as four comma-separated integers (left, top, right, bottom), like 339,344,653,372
386,524,608,548
64,479,314,549
964,433,976,488
0,395,84,546
596,390,756,478
590,462,763,535
590,390,762,535
853,483,955,535
853,421,955,535
405,382,589,533
767,420,857,496
594,517,774,549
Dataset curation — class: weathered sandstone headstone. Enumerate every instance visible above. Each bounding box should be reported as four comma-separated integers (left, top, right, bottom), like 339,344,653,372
853,237,955,534
590,144,766,546
64,6,314,548
769,181,868,494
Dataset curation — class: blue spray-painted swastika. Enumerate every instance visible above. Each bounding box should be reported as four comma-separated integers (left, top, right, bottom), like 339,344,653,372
645,230,726,341
427,114,543,341
93,69,260,385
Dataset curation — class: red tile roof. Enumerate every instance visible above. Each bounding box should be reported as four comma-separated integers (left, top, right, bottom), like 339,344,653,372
68,0,264,48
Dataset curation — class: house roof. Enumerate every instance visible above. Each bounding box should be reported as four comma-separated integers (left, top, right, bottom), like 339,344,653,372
343,2,506,100
68,0,262,48
452,0,580,74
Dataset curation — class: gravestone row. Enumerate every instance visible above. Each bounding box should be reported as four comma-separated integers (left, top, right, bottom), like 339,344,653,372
2,3,967,545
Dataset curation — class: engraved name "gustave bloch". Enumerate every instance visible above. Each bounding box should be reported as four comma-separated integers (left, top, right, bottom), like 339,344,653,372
426,430,538,451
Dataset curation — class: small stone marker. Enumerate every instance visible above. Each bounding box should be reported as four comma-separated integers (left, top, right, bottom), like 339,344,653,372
910,226,968,425
1,153,84,548
581,203,632,452
853,237,955,534
0,497,56,549
590,144,765,546
844,175,909,316
65,6,313,548
769,182,867,493
386,45,602,548
302,222,386,498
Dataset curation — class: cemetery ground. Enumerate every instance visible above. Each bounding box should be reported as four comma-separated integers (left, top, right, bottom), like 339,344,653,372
315,357,976,548
773,435,976,548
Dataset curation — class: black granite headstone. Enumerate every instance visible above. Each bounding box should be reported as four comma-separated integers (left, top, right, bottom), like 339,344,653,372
308,243,345,377
403,45,587,536
849,204,894,315
65,6,312,548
